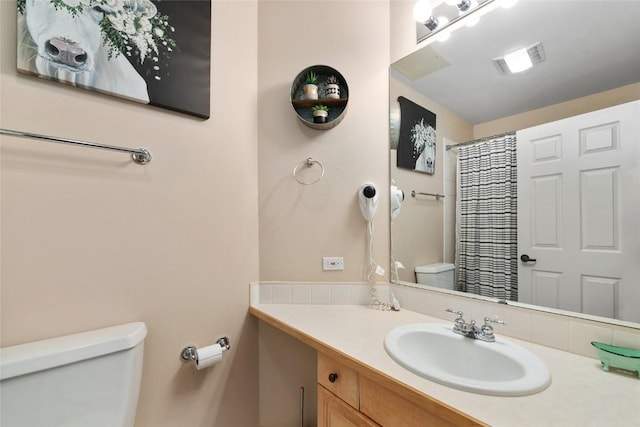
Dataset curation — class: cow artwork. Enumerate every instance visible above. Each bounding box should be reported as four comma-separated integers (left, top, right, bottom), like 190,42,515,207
17,0,212,118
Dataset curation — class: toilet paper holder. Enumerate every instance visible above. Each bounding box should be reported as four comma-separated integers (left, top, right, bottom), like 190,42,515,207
180,337,231,363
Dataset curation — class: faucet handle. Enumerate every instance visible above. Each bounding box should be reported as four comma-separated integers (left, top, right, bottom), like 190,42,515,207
446,309,467,333
445,309,464,319
479,317,505,341
484,317,506,326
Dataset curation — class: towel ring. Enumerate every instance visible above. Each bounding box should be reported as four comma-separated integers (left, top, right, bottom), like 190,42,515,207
293,158,325,185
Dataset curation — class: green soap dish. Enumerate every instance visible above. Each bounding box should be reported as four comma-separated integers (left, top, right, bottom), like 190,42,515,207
591,342,640,378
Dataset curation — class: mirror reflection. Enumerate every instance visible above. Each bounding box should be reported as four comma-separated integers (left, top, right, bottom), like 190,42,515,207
389,0,640,324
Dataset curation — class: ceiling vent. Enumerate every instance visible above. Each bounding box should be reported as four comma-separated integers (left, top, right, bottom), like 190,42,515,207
493,42,546,75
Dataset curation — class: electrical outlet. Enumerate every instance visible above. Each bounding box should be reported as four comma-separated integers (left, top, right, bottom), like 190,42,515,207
322,257,344,271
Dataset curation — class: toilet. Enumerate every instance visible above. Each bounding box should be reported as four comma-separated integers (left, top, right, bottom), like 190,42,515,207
415,262,455,290
0,322,147,427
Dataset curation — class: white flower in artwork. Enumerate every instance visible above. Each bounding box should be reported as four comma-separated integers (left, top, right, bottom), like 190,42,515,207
107,13,126,31
123,15,137,34
139,16,152,32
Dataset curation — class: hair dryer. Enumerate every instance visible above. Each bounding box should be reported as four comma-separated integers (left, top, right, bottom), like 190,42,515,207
358,182,379,222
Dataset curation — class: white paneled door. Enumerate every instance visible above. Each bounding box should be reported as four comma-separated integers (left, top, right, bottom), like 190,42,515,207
517,101,639,322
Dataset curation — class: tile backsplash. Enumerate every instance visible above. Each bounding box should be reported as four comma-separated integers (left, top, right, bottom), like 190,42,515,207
251,281,640,360
253,282,376,305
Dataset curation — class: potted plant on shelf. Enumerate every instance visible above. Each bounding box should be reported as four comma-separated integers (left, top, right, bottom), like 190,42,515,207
311,104,329,123
324,75,340,99
302,71,319,100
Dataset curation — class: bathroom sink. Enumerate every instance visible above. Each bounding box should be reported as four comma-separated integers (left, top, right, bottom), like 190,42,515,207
384,323,551,396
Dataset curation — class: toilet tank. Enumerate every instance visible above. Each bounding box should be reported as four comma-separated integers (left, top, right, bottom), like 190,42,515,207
415,263,455,289
0,322,147,427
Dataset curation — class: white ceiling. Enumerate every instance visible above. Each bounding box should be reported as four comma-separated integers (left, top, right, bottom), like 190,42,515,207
391,0,640,124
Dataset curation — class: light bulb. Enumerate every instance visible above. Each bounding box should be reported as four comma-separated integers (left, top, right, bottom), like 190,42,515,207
458,0,479,26
444,0,459,5
413,0,433,23
436,17,451,41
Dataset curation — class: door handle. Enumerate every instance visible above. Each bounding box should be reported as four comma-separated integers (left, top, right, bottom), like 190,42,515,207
520,254,537,263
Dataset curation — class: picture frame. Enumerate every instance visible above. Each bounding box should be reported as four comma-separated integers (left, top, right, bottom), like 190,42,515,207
396,96,437,174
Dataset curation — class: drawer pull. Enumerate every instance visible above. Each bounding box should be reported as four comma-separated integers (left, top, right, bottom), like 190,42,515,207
328,372,338,383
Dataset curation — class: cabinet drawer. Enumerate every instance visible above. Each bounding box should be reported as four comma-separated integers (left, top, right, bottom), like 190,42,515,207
318,352,359,409
360,376,471,427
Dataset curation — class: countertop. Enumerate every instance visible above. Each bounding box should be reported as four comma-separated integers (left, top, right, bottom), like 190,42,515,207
250,303,640,427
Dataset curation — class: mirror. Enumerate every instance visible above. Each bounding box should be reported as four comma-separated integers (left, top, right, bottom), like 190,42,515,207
389,0,640,325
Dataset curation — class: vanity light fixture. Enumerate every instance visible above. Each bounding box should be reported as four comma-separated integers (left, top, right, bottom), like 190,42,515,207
444,0,474,12
413,0,439,30
415,0,498,43
460,0,481,26
456,0,473,13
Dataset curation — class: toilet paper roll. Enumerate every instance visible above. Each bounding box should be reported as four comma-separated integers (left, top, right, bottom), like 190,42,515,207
195,344,224,370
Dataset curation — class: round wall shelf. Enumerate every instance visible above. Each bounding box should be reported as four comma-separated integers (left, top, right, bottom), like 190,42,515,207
290,65,349,130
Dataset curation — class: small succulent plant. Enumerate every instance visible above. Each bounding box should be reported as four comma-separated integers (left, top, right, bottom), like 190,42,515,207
305,71,318,85
325,75,339,85
311,104,329,112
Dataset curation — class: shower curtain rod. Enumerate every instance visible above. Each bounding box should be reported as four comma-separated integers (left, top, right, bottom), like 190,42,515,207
446,130,516,151
0,128,152,165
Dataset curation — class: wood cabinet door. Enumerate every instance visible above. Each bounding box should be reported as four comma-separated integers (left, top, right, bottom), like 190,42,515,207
318,385,380,427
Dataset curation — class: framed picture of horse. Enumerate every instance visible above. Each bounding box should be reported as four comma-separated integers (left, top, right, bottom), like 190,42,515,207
396,96,437,174
17,0,211,119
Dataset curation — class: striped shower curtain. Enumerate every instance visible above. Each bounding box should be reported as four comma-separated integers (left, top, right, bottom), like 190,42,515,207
455,134,518,300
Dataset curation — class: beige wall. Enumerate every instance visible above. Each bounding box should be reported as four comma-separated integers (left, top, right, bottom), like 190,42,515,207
389,76,472,283
474,82,640,138
258,1,390,282
1,1,259,426
390,0,420,63
256,2,391,425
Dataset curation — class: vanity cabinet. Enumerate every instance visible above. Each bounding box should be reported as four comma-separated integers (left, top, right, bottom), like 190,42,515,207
318,352,379,426
317,352,481,427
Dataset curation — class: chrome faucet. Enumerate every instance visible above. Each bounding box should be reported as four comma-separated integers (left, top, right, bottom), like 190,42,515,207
445,309,505,342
